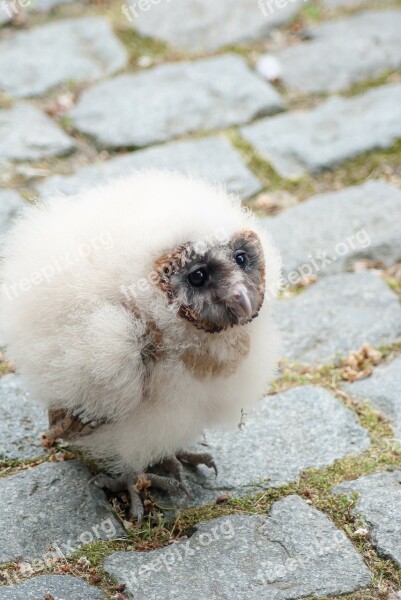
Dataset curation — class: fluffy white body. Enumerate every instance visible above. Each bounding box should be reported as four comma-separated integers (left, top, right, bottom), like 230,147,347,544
1,171,281,474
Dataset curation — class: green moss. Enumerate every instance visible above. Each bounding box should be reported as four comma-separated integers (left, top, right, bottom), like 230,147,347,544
299,0,323,22
115,27,178,67
72,539,127,567
385,275,401,299
58,115,73,130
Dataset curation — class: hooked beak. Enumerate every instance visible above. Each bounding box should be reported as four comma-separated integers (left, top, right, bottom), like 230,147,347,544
227,283,253,320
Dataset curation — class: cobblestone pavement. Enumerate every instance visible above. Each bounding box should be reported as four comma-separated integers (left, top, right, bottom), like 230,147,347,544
0,0,401,598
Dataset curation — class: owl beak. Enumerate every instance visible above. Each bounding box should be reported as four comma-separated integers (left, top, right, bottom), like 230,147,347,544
229,284,253,320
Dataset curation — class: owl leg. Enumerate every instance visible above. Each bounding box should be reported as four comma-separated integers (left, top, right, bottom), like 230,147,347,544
90,470,189,523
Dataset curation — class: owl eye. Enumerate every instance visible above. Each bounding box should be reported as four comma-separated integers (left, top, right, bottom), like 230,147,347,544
234,251,247,269
188,267,209,288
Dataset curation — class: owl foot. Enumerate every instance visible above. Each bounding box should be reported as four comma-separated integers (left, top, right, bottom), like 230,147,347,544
90,452,217,522
90,470,189,524
160,451,217,495
161,456,193,498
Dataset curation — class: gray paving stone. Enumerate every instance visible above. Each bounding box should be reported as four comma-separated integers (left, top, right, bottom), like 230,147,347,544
334,471,401,568
271,10,401,94
153,385,370,510
0,189,25,245
0,460,126,563
0,104,75,160
0,575,104,599
275,272,401,364
0,375,47,461
323,0,393,6
264,181,401,279
36,136,262,200
105,495,371,599
131,0,303,53
241,84,401,178
0,18,128,98
69,55,283,148
344,357,401,441
0,2,12,24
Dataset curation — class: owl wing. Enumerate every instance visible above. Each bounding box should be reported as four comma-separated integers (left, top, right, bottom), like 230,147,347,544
42,408,106,448
41,302,164,448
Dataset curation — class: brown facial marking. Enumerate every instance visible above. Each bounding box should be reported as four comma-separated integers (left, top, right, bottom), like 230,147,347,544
154,242,192,299
232,229,266,309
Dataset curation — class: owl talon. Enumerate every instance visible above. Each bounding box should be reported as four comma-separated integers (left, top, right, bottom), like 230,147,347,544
177,450,218,477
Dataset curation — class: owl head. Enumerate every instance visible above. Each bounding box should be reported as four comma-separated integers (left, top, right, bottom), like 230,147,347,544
154,228,266,333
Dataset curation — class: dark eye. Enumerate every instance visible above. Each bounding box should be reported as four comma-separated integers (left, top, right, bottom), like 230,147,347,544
188,267,209,288
234,251,247,269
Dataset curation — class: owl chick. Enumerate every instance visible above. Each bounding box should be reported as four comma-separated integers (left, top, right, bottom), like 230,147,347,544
1,171,281,521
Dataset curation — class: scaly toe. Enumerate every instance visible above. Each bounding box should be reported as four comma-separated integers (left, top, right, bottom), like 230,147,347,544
142,473,190,497
127,482,145,523
177,450,218,477
161,457,193,498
